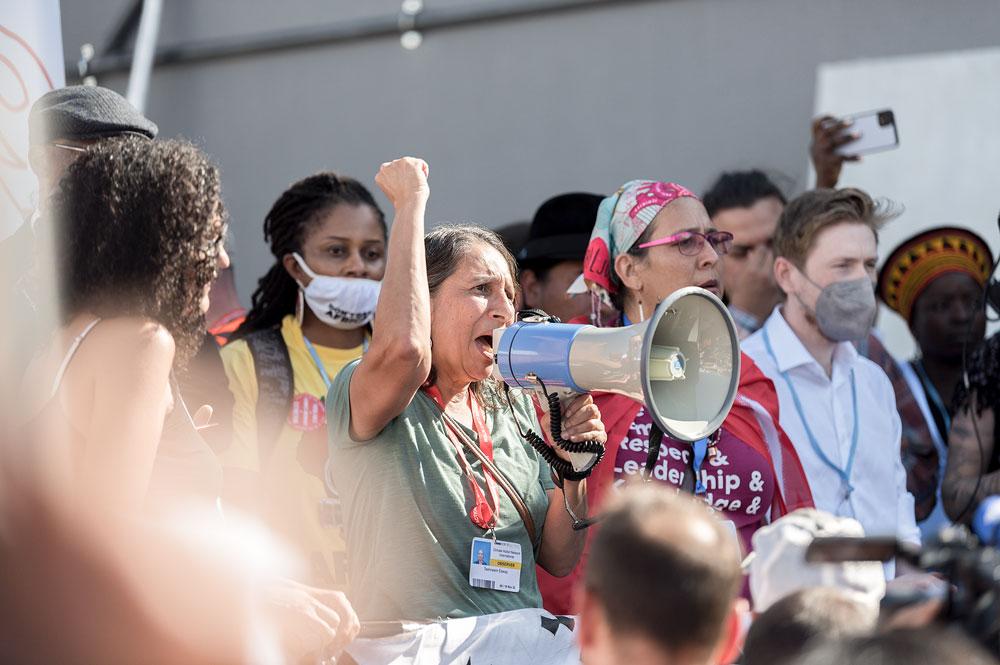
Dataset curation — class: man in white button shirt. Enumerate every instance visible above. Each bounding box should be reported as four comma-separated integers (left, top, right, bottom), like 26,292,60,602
743,188,920,576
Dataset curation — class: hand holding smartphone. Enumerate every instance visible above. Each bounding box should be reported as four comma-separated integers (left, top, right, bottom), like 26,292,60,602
832,109,900,157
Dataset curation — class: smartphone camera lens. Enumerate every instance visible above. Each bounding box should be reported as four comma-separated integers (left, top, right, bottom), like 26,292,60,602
878,111,893,126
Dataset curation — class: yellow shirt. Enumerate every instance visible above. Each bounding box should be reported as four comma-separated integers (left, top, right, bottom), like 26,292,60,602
221,315,363,586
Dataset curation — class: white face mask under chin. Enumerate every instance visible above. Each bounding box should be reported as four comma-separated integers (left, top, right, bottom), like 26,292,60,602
292,252,381,330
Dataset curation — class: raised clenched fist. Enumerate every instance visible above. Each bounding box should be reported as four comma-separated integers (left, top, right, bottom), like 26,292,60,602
374,157,429,207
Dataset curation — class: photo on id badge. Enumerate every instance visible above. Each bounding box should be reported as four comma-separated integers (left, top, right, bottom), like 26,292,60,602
471,540,492,568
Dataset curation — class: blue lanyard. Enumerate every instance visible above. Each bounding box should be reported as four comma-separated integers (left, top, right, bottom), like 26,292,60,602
763,327,859,496
692,438,708,494
302,336,332,391
302,335,369,392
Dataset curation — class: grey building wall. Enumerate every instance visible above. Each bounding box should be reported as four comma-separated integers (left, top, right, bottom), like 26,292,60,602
59,0,1000,302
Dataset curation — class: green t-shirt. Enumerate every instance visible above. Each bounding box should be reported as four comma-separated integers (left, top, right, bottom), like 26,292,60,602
326,360,555,621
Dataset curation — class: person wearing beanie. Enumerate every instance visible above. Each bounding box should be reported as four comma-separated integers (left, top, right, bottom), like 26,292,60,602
26,85,158,207
518,192,603,323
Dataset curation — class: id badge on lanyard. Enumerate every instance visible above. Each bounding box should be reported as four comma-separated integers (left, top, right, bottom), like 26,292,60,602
469,536,522,592
423,386,523,593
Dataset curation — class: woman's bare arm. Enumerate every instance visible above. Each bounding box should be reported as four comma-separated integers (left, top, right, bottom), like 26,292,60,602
348,158,433,441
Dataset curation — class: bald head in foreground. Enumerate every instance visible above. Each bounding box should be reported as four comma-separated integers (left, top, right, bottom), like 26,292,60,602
576,485,744,665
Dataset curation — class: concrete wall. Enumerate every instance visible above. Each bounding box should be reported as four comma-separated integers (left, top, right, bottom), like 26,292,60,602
59,0,1000,302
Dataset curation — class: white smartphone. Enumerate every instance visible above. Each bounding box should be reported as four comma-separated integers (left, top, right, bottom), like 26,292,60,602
834,109,899,157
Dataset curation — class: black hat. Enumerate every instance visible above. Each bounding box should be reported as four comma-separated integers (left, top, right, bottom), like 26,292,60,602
28,85,159,146
518,192,603,264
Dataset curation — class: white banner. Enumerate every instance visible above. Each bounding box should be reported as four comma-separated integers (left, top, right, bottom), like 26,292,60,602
0,0,64,239
347,608,581,665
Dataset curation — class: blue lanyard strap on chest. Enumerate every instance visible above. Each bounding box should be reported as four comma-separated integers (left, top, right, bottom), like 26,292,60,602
302,335,369,392
302,336,333,391
692,438,709,495
762,327,859,496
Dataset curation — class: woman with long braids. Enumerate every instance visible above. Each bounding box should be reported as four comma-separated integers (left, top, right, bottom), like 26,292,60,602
222,172,387,587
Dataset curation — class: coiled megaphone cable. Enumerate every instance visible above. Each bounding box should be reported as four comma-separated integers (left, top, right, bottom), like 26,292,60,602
502,380,605,483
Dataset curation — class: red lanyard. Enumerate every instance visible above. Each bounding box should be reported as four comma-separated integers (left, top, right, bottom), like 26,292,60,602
423,385,500,531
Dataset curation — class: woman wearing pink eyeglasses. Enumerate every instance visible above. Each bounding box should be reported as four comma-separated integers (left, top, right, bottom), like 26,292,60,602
537,180,814,614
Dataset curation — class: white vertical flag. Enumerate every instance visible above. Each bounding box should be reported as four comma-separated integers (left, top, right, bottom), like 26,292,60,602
0,0,64,239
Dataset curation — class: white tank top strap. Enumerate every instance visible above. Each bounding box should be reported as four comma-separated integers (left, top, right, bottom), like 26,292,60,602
50,318,102,399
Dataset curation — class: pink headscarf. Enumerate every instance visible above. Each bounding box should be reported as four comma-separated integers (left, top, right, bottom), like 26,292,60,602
582,180,698,311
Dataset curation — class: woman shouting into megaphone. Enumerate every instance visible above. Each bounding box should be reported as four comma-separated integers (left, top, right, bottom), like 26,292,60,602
325,157,606,623
538,180,816,613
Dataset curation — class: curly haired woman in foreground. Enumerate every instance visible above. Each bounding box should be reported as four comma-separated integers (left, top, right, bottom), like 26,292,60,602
16,136,361,662
21,135,228,515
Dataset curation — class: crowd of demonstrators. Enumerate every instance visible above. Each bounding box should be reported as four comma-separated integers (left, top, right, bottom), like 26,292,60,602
538,179,814,614
742,188,922,575
7,80,1000,664
576,485,744,665
702,170,787,339
221,173,388,587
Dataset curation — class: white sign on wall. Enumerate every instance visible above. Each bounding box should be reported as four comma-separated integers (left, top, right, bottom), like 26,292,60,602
814,47,1000,360
0,0,64,239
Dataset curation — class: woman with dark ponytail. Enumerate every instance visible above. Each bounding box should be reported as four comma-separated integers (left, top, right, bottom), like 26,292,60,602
221,172,387,588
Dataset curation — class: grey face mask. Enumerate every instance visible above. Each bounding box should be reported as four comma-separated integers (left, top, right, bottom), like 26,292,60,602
799,274,877,342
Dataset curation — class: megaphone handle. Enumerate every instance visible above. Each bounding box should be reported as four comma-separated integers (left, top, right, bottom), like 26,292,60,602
641,426,664,482
535,386,576,418
642,424,697,493
501,385,597,482
531,382,607,459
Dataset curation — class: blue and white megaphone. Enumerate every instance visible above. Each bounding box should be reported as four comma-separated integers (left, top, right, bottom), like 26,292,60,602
492,286,741,480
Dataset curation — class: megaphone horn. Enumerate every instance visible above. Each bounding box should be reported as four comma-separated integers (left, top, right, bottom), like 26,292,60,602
492,287,741,477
